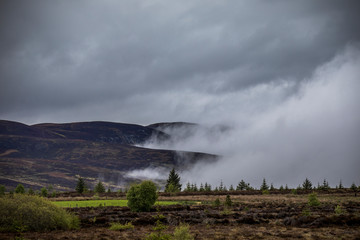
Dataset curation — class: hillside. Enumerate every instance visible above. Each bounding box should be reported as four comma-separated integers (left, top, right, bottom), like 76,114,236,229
0,120,218,191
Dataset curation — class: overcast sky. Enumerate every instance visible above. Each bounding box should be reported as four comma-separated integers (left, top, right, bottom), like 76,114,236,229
1,1,359,187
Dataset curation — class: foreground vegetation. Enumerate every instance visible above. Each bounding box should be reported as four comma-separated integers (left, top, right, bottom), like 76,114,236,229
0,194,79,232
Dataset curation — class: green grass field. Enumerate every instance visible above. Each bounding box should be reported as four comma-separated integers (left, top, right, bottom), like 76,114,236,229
52,199,181,208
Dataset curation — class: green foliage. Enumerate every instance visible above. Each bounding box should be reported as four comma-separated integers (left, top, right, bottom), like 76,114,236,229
173,223,194,240
27,188,34,195
127,180,158,212
145,212,171,240
15,184,25,194
0,194,79,232
262,190,270,195
302,207,311,216
224,195,232,207
260,178,269,191
318,179,330,190
334,205,345,215
109,222,134,231
0,185,6,196
165,168,182,193
291,189,297,195
94,181,106,193
40,187,48,197
308,192,320,207
76,177,86,194
302,178,312,190
213,198,221,207
338,180,344,189
350,182,357,192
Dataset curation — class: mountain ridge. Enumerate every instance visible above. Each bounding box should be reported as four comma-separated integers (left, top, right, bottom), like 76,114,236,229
0,120,218,191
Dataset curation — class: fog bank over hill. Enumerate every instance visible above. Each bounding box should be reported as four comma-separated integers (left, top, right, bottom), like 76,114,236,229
142,46,360,188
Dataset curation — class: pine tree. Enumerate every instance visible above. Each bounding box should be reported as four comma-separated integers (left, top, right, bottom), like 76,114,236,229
76,177,86,193
185,182,191,192
338,180,343,189
270,183,275,191
94,181,106,193
219,180,224,191
229,184,234,191
199,183,204,192
302,178,312,190
165,168,182,192
260,178,269,191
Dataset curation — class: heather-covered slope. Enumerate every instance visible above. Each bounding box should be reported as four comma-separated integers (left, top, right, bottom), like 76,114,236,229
0,120,217,191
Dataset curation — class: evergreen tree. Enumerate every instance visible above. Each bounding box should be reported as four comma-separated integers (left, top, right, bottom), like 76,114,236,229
279,185,284,191
199,183,204,192
350,182,357,192
320,179,330,190
302,178,312,190
229,184,234,191
41,187,48,197
285,184,289,190
193,183,198,192
270,183,275,191
76,177,86,193
260,178,269,191
338,180,344,189
165,168,182,192
15,184,25,194
236,180,246,191
107,188,111,193
225,195,232,207
185,182,191,192
94,181,106,193
219,180,224,191
204,183,212,192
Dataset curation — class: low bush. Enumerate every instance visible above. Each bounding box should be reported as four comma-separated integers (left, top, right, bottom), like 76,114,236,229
308,192,320,207
109,222,134,231
127,180,158,212
0,194,79,232
173,223,194,240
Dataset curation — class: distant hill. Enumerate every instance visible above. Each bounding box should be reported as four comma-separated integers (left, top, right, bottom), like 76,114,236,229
0,120,217,191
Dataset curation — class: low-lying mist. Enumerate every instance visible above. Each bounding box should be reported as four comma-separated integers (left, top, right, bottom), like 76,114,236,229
136,45,360,189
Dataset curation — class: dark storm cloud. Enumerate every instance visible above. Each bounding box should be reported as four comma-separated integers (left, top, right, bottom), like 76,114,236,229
1,1,360,186
1,0,360,123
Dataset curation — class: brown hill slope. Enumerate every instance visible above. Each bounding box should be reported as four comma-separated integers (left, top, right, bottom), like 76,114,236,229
0,120,217,191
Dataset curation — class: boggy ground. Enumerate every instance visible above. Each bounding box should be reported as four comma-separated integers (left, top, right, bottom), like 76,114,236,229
1,193,360,239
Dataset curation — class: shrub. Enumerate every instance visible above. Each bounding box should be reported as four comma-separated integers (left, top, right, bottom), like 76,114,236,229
0,194,79,232
262,190,270,195
224,195,232,207
109,222,134,231
308,192,320,207
40,187,48,197
15,184,25,194
0,185,5,196
213,198,221,207
127,180,158,212
335,205,345,215
173,223,194,240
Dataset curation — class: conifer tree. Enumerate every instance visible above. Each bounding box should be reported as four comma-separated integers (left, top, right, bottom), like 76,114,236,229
302,178,313,190
94,181,106,193
229,184,234,191
199,183,204,192
338,180,344,189
76,177,86,193
260,178,269,191
165,168,182,192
